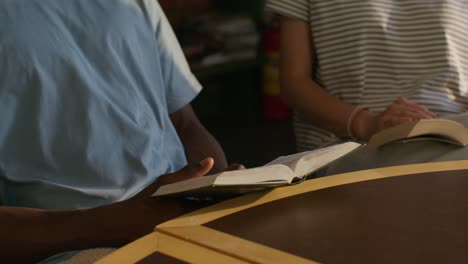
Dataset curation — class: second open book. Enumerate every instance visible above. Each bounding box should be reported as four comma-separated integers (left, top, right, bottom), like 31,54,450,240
153,141,362,197
367,118,468,148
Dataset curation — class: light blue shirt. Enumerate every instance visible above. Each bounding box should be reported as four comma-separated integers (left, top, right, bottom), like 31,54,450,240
0,0,202,210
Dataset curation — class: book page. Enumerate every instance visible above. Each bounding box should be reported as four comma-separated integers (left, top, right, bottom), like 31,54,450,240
293,142,362,177
264,150,316,169
215,164,295,185
264,142,362,177
154,143,361,198
368,119,468,148
395,135,466,146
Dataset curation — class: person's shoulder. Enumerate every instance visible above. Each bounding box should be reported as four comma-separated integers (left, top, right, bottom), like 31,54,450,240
130,0,163,17
124,0,165,32
265,0,311,22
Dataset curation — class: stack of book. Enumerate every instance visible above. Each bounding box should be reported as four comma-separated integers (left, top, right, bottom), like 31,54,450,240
177,14,260,68
209,15,260,63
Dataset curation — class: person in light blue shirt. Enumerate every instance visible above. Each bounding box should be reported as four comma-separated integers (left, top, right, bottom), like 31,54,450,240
0,0,234,262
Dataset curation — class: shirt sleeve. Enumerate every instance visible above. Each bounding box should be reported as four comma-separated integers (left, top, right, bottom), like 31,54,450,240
265,0,310,22
139,0,202,113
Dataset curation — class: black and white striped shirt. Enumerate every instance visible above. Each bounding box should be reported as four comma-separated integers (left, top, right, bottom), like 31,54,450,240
266,0,468,151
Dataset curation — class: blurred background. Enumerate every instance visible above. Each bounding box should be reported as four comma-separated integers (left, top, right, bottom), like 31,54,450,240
160,0,296,167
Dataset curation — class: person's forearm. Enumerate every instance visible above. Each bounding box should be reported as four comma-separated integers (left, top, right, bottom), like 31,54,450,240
281,77,355,136
0,153,214,263
0,205,127,263
278,16,362,139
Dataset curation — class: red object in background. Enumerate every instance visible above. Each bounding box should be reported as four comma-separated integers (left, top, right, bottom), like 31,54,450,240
262,20,290,121
263,25,280,53
263,94,290,121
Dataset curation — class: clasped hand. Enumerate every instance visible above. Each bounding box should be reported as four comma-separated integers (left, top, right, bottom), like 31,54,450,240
353,98,437,140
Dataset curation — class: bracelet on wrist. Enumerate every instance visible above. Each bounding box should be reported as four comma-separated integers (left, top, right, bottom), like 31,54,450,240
346,106,368,140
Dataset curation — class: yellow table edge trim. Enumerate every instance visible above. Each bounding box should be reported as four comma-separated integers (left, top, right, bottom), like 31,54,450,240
159,160,468,227
96,231,246,264
158,225,317,264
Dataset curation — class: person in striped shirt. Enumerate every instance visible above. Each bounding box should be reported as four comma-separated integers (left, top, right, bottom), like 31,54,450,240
266,0,468,151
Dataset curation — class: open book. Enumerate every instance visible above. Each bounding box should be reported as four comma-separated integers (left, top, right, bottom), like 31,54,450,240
367,118,468,148
152,141,362,197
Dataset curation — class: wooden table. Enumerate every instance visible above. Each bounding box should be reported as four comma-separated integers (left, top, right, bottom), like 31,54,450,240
98,160,468,264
